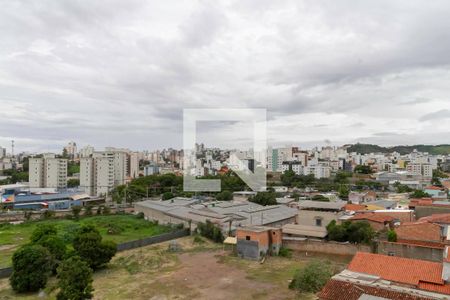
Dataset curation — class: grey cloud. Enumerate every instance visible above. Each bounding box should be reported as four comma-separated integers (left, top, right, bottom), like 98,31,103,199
420,109,450,121
1,1,450,152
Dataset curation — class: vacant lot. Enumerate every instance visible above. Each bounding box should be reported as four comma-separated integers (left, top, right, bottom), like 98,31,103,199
0,214,173,267
0,236,351,300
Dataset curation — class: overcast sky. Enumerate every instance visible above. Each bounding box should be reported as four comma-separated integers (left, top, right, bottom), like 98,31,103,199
1,0,450,153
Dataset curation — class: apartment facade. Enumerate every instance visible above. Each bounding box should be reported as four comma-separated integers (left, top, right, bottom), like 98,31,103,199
29,154,68,189
80,148,139,196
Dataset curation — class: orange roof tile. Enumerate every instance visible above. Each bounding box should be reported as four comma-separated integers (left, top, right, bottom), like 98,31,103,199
350,212,394,223
348,252,450,294
419,214,450,224
395,221,442,243
318,279,433,300
425,186,445,191
344,203,366,211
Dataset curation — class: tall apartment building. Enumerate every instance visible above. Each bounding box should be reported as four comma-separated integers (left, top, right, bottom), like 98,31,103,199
64,141,77,159
29,154,68,189
0,146,6,158
406,163,433,178
80,148,139,196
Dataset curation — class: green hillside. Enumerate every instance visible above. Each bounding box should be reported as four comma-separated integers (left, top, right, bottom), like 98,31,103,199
346,143,450,155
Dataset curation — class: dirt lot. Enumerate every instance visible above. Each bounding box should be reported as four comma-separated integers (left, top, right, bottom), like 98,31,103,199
0,236,350,300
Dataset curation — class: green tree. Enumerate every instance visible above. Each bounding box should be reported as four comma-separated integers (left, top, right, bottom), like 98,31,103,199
36,235,67,271
387,229,397,242
30,224,57,243
311,195,329,202
67,178,80,188
73,226,117,270
410,190,431,198
289,260,333,293
10,245,53,292
250,191,277,206
215,190,233,201
162,192,174,200
353,165,373,174
84,205,93,216
56,256,94,300
338,184,350,199
197,220,224,243
393,181,412,193
71,206,82,220
326,220,375,244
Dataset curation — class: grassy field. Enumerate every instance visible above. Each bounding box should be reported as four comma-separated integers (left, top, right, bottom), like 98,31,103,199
0,236,351,300
0,214,173,268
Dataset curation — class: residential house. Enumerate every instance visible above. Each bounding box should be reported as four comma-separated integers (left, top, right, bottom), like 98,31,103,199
348,191,376,204
425,186,448,200
349,212,394,231
236,226,282,260
395,221,445,248
320,252,450,299
297,200,346,228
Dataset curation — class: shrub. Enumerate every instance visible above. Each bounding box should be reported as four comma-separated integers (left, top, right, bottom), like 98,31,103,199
197,220,224,243
84,205,93,216
10,245,53,292
103,206,111,215
193,235,205,244
106,223,123,235
278,247,292,258
326,220,375,244
73,226,117,270
387,229,397,242
41,210,55,220
30,224,57,243
162,192,174,200
216,190,233,201
57,256,93,300
71,206,82,220
249,191,277,206
289,260,333,293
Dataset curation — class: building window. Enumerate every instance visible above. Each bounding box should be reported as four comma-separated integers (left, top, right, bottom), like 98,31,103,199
315,218,322,227
246,236,251,241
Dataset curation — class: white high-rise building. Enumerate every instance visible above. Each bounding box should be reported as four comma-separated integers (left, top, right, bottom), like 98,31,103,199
80,148,138,196
64,141,77,159
29,154,67,189
128,152,139,179
79,145,95,158
0,146,6,158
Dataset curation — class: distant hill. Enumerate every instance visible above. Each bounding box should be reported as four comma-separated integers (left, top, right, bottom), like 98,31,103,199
346,143,450,155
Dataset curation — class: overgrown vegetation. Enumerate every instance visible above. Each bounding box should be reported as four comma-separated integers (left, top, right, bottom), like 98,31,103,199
289,260,334,293
387,229,397,242
197,220,224,243
249,191,277,206
9,223,116,298
326,220,375,244
0,214,173,268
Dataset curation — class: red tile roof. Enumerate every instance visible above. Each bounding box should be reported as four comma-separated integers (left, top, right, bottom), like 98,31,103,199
425,186,445,191
419,214,450,224
350,212,394,223
318,279,433,300
409,198,450,207
348,252,450,295
395,221,442,243
344,203,366,211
